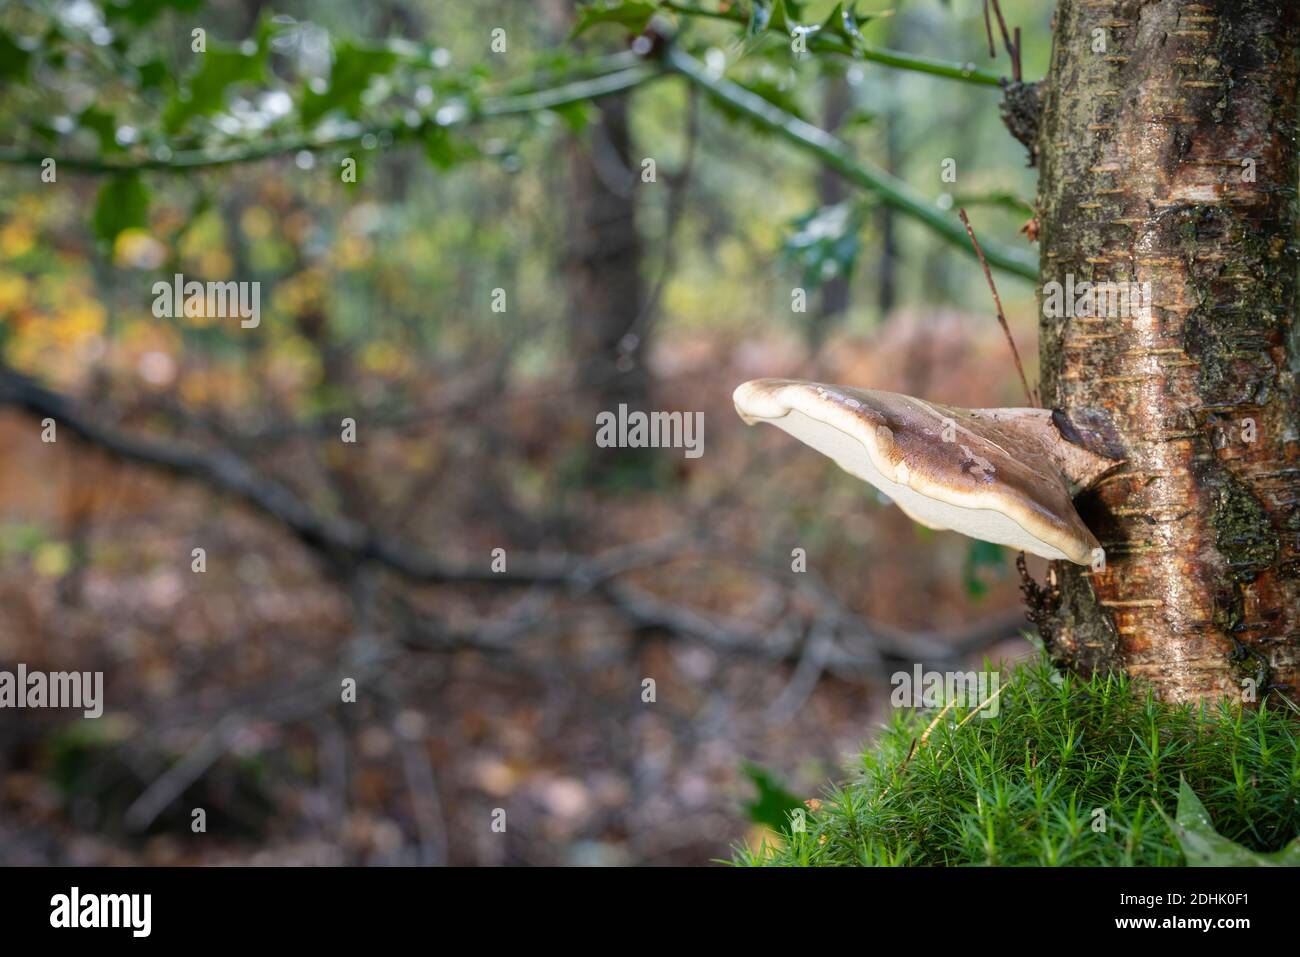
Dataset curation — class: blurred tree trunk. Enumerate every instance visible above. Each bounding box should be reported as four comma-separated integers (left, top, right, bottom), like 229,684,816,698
876,108,899,320
1036,0,1300,703
565,92,648,412
811,72,852,346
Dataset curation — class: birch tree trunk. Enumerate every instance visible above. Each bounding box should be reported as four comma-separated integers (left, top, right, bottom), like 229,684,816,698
1035,0,1300,702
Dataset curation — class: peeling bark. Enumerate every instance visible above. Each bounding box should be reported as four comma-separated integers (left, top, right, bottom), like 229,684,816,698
1036,0,1300,703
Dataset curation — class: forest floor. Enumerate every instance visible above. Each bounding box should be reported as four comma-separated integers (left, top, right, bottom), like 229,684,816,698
0,311,1042,865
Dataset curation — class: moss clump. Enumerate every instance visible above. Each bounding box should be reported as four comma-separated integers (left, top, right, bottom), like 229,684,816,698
738,657,1300,866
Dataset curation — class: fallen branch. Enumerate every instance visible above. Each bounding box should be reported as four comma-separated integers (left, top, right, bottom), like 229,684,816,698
0,362,1027,671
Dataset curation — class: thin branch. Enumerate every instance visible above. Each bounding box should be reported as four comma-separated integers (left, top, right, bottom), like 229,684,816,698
765,619,837,721
0,361,568,583
659,1,1004,86
958,208,1036,405
986,0,1022,82
0,59,661,174
664,45,1038,280
123,641,395,831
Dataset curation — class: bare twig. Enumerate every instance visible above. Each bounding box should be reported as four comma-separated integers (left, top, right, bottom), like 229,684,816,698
952,679,1010,731
765,618,837,721
123,642,395,831
987,0,1022,82
391,703,448,867
880,700,956,800
957,208,1036,407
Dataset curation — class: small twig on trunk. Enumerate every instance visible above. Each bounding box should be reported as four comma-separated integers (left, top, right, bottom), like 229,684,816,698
987,0,1022,82
958,208,1036,407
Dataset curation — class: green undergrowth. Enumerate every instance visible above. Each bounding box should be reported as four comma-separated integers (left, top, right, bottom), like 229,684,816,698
739,657,1300,866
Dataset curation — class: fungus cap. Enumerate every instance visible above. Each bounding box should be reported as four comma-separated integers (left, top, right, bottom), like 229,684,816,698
733,378,1116,564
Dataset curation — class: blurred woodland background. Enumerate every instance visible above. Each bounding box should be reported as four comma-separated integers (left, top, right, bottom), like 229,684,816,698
0,0,1053,865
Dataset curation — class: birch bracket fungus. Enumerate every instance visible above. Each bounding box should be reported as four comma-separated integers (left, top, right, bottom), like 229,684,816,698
733,379,1122,565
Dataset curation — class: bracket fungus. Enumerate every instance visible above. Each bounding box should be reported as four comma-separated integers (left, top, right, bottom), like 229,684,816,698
733,378,1121,565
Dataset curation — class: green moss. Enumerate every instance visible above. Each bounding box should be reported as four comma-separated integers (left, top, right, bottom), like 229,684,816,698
737,657,1300,866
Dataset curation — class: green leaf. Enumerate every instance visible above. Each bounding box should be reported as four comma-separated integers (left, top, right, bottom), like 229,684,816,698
77,107,123,154
782,201,862,290
164,44,267,133
0,31,32,80
961,538,1005,601
821,2,871,47
302,42,398,127
92,173,149,245
136,57,170,91
571,1,658,38
1157,778,1300,866
735,0,875,58
421,125,478,171
746,0,773,42
741,761,804,832
769,0,803,33
105,0,202,26
550,100,595,134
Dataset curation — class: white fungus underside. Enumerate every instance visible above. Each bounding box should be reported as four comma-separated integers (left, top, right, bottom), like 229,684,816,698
765,409,1072,562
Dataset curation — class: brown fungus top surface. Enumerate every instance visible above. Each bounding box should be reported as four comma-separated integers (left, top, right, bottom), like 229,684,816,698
734,378,1106,564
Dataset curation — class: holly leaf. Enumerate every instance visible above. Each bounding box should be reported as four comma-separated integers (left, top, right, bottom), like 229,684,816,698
78,106,123,154
741,761,805,833
0,31,31,80
92,173,149,245
302,42,398,127
736,0,784,58
746,0,773,42
421,125,478,170
962,538,1005,600
782,201,862,290
550,100,595,134
1157,778,1300,866
136,57,169,91
571,1,658,39
164,44,267,133
769,0,803,33
821,2,871,47
105,0,202,27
